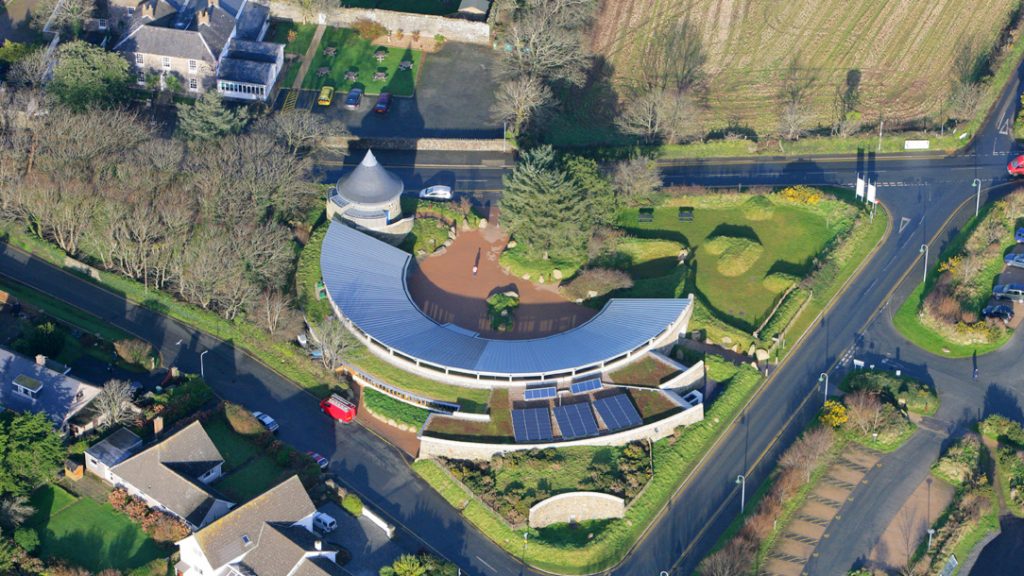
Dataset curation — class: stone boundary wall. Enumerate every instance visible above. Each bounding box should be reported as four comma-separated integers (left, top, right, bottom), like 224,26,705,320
528,492,624,528
418,403,704,460
64,257,101,281
269,3,491,45
361,505,396,539
323,135,508,152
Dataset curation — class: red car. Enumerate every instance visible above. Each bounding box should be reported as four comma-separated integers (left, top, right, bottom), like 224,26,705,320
320,393,357,423
1009,155,1024,176
373,92,392,114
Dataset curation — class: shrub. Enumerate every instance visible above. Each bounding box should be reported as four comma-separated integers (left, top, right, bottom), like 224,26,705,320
778,185,822,205
148,513,189,543
342,493,363,517
933,433,982,488
821,400,847,427
13,528,38,553
287,29,298,43
562,268,634,300
434,34,446,45
352,19,387,41
224,402,265,436
114,338,153,367
981,414,1024,446
15,321,65,359
48,563,92,576
108,488,130,511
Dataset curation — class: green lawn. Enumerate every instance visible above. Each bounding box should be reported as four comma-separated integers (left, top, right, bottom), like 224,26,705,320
214,455,289,503
0,276,132,342
363,388,431,429
26,485,166,572
340,0,460,14
399,216,450,257
302,27,421,96
203,414,259,471
595,237,684,280
271,21,318,57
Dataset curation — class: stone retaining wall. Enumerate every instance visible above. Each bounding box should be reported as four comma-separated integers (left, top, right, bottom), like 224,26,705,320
528,492,624,528
322,135,508,152
270,3,491,45
418,403,704,460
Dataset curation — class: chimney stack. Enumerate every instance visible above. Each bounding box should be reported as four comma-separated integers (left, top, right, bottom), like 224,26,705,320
140,0,154,18
197,7,210,26
314,539,322,551
35,354,46,366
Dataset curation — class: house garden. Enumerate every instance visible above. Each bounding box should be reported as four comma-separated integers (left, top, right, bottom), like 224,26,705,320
894,191,1024,357
301,26,421,96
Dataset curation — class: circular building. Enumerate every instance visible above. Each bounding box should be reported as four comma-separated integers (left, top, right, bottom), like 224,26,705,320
327,149,413,244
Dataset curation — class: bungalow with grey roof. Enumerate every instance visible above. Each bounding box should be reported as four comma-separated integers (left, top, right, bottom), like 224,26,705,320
0,347,104,436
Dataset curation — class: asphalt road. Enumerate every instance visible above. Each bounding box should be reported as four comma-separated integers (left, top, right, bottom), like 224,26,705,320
3,57,1024,576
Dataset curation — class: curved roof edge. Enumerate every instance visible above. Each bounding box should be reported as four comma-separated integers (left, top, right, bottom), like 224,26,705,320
320,221,690,378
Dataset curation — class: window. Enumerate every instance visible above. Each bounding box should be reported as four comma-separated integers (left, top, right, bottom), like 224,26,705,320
189,78,197,91
136,72,145,85
188,59,197,73
161,56,170,69
126,6,134,17
135,52,143,65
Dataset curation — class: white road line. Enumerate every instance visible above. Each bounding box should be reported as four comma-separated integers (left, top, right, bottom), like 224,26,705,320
475,556,497,573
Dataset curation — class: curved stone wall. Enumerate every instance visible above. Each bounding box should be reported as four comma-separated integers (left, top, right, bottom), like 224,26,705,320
528,492,625,528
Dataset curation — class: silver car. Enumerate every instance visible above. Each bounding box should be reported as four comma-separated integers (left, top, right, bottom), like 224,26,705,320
251,411,279,432
418,185,452,201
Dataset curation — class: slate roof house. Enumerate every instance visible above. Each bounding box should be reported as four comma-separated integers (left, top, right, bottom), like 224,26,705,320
85,426,144,483
0,347,103,435
176,475,346,576
111,0,283,101
106,420,234,531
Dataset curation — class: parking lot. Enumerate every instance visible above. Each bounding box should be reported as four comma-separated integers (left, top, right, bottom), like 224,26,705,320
279,41,502,139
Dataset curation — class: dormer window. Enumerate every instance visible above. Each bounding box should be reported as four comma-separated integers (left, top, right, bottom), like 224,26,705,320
13,375,42,401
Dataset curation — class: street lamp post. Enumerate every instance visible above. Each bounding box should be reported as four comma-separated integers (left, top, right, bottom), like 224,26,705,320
819,372,829,405
736,474,746,513
200,350,209,379
522,531,528,562
974,178,982,217
919,244,929,285
927,528,935,549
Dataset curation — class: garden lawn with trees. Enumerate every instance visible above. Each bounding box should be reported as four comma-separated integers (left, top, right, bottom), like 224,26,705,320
894,191,1023,357
413,355,764,574
301,26,421,96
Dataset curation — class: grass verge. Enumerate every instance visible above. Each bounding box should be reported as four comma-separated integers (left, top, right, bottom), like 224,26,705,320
363,388,431,429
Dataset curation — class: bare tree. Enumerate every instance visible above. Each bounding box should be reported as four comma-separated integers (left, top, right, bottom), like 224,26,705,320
260,110,339,156
778,426,834,481
94,379,137,429
496,0,595,86
617,88,701,144
611,156,662,204
491,75,553,134
7,48,50,88
779,98,811,141
313,317,350,372
256,289,294,335
895,506,925,573
845,390,885,436
948,81,981,121
32,0,92,34
698,538,754,576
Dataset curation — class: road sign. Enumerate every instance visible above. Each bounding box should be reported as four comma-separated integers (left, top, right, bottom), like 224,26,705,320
856,176,865,200
866,182,877,204
939,554,958,576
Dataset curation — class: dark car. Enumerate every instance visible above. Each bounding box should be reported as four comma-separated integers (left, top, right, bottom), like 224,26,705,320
373,92,392,114
344,88,363,110
982,304,1014,322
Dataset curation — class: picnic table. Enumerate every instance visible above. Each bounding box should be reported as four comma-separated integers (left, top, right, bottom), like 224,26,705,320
323,46,337,57
374,49,388,62
373,71,387,81
316,67,330,78
344,70,358,81
398,60,413,71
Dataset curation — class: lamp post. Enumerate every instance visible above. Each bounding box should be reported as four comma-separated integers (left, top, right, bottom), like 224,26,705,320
200,350,209,379
522,531,528,562
919,244,929,285
819,372,829,405
927,527,935,549
736,474,746,513
974,178,982,217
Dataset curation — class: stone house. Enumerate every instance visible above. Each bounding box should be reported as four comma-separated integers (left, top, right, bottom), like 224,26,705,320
111,0,283,100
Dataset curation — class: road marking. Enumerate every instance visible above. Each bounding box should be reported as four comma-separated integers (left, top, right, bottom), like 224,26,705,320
475,556,497,573
898,217,911,233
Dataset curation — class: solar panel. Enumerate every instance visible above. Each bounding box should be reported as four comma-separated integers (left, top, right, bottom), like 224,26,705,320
511,407,553,443
594,394,642,432
570,378,602,395
524,386,557,401
554,403,599,439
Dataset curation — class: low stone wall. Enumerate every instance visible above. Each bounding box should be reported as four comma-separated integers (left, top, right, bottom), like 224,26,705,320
418,403,704,460
270,3,491,45
323,135,508,152
528,492,624,528
64,256,100,281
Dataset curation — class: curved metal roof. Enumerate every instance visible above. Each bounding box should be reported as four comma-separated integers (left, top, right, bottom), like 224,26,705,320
335,150,404,206
320,221,690,378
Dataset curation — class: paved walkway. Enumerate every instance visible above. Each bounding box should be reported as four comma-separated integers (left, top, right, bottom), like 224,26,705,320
292,23,326,91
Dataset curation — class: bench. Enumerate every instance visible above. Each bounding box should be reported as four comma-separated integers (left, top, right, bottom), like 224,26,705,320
678,207,694,222
638,208,654,223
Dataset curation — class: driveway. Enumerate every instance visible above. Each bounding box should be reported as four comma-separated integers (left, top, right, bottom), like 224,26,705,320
314,42,502,139
319,501,419,576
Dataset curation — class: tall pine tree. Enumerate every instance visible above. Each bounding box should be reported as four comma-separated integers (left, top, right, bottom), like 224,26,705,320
176,91,248,142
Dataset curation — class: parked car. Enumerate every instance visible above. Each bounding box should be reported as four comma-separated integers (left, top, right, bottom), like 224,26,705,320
313,512,337,533
373,92,392,114
320,394,357,423
1009,155,1024,176
982,304,1014,322
306,451,329,470
317,86,335,107
343,87,363,109
251,411,279,432
1016,228,1024,243
993,284,1024,302
418,185,452,201
1005,253,1024,268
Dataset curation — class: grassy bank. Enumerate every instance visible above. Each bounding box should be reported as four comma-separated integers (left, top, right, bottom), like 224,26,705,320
414,356,763,574
363,388,431,429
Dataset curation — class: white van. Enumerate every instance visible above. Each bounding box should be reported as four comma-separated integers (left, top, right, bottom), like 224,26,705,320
313,512,337,534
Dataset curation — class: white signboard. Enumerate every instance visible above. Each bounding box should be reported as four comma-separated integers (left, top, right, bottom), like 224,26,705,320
866,182,876,204
904,140,930,150
856,176,865,200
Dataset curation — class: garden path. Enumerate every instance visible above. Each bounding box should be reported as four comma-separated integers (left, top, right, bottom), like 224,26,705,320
292,23,326,90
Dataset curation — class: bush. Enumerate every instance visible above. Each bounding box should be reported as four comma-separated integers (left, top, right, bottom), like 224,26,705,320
14,321,65,359
352,19,387,41
13,528,38,553
562,268,634,300
114,338,153,368
434,34,446,45
342,493,363,517
147,512,189,543
778,185,822,205
841,370,938,415
224,402,266,436
933,433,982,488
981,414,1024,446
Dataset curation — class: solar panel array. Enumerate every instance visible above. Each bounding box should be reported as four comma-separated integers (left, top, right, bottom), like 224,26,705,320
570,378,602,395
554,403,599,439
594,394,643,432
512,407,553,443
524,386,557,401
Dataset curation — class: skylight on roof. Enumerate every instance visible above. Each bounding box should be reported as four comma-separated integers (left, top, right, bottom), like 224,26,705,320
241,534,251,545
